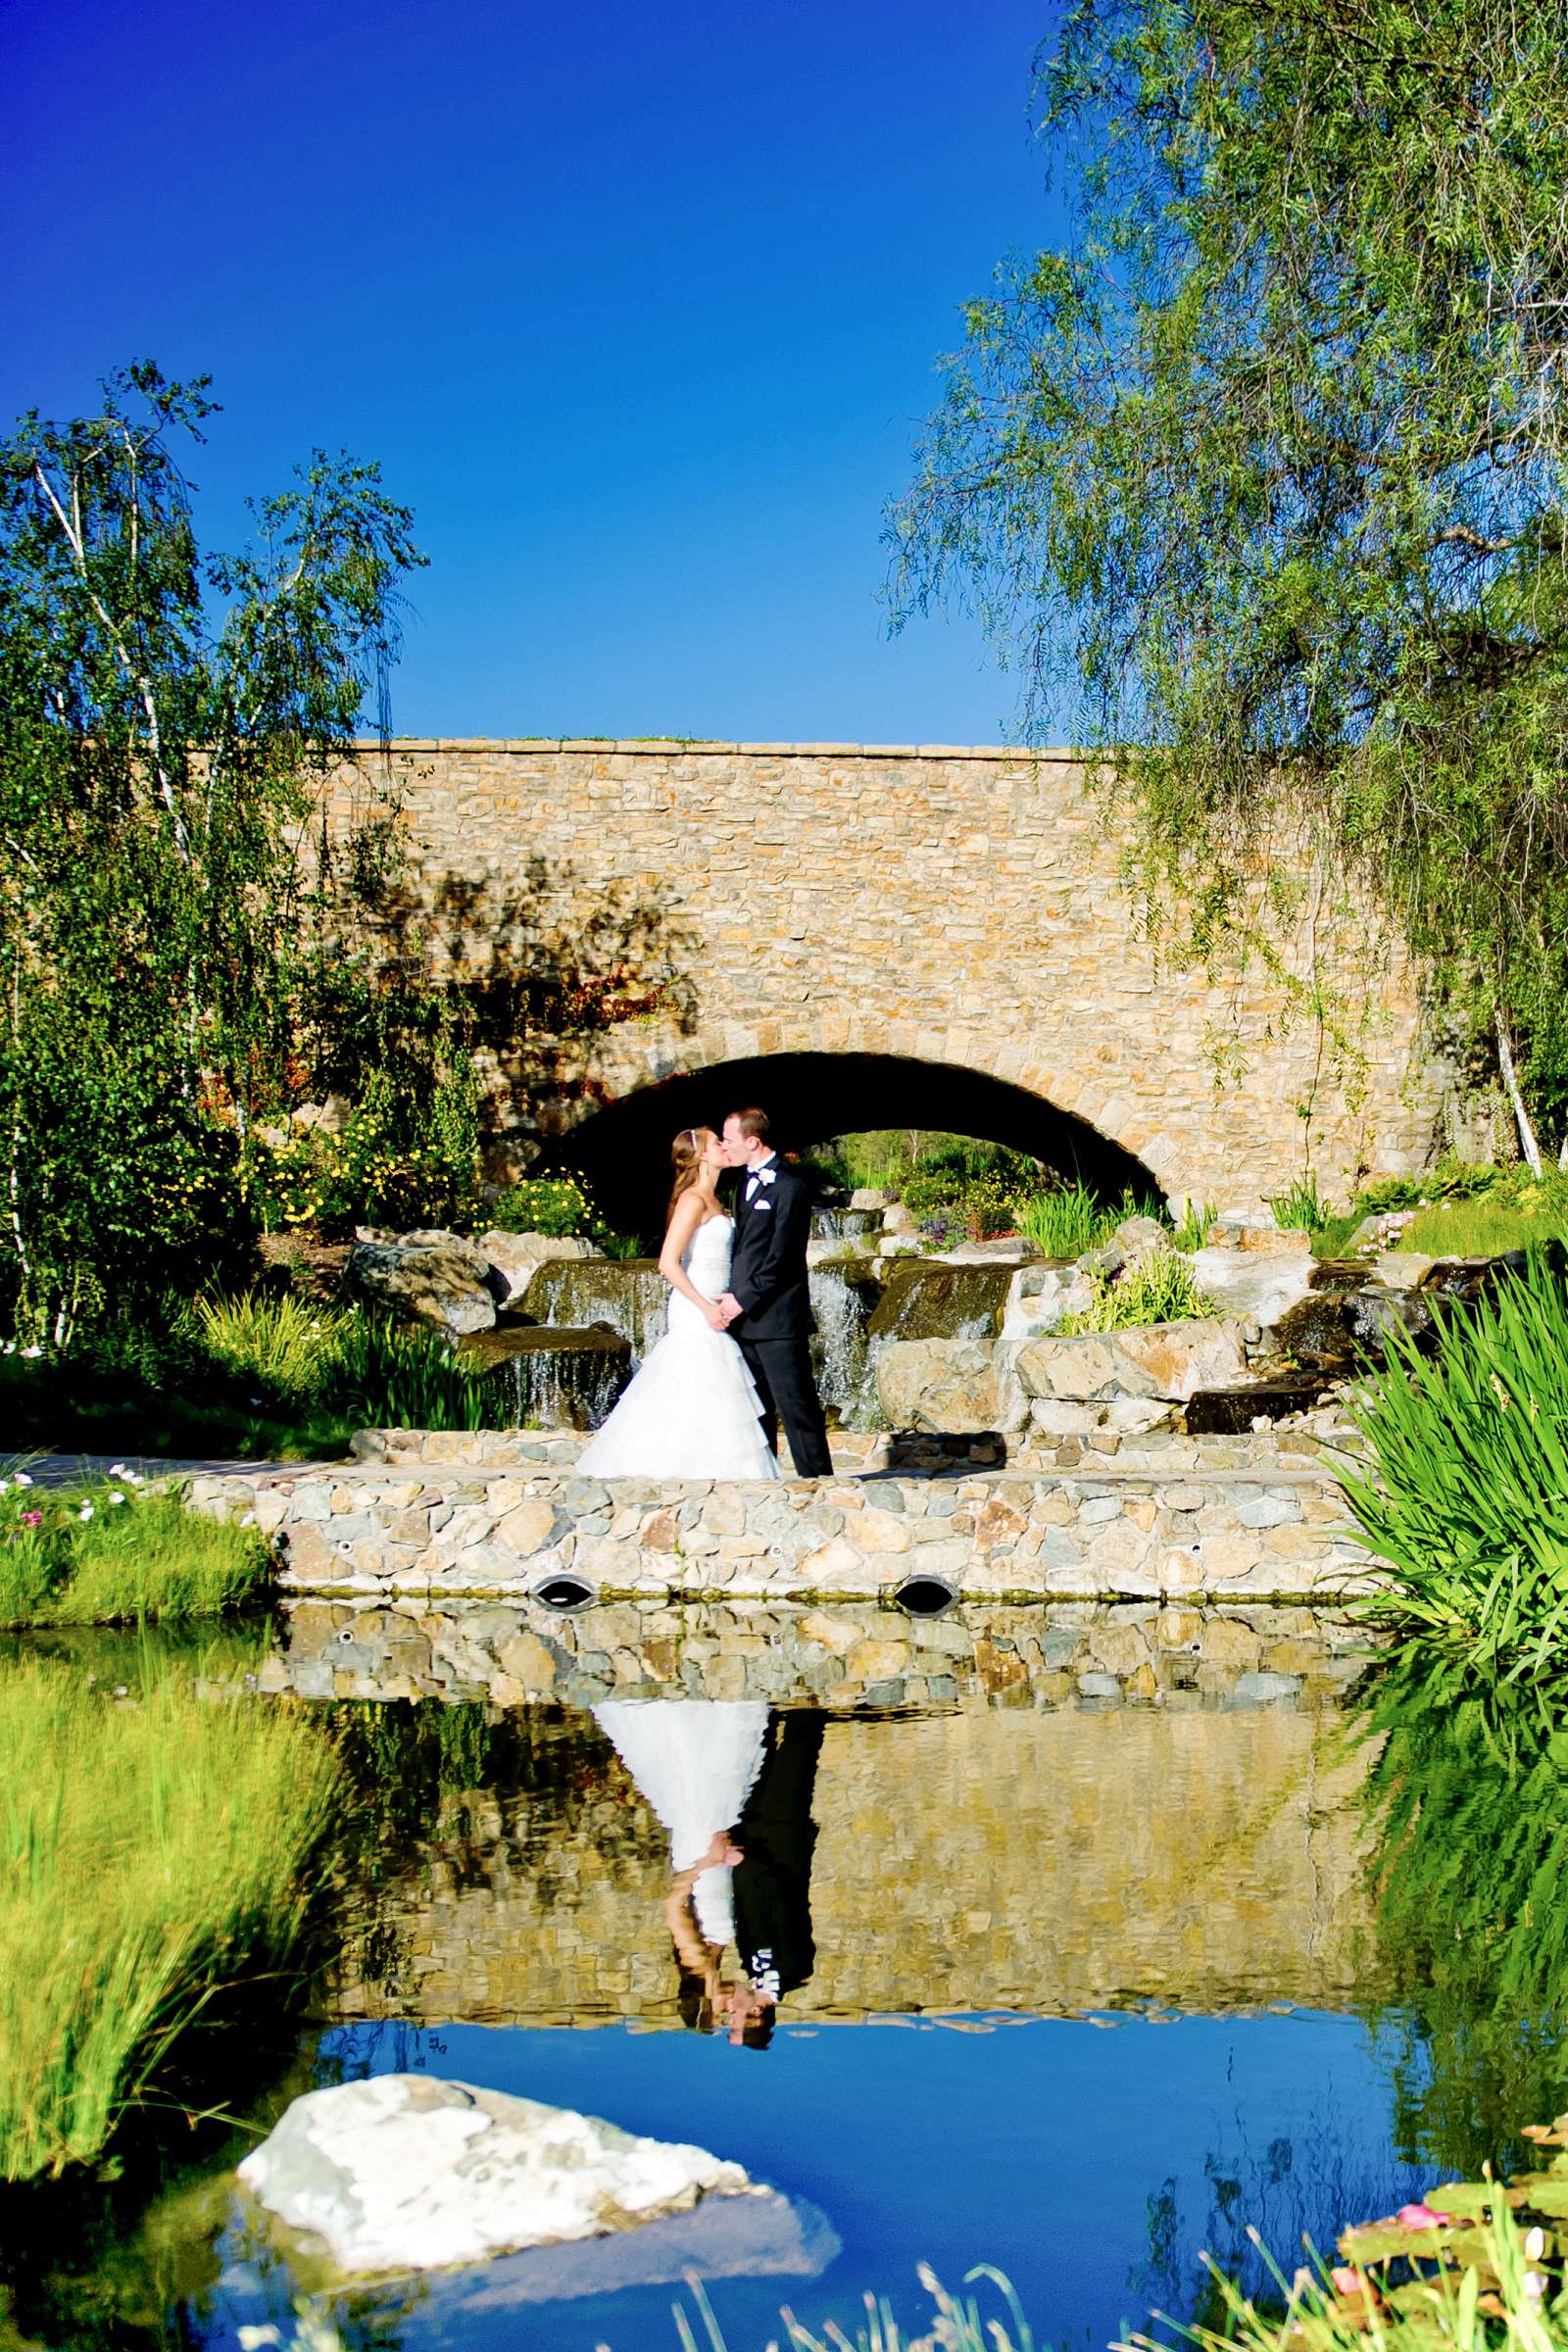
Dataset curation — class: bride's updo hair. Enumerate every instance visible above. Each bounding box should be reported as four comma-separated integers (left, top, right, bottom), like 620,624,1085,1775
667,1126,711,1225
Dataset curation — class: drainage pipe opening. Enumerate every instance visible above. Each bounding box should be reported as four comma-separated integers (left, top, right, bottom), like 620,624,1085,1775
893,1573,958,1619
532,1572,598,1613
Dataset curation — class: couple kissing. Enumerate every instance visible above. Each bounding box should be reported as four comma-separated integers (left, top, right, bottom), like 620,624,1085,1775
576,1106,833,1482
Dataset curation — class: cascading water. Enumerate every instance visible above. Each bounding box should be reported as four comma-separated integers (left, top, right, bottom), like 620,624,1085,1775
808,1258,883,1425
865,1262,1013,1345
463,1326,632,1430
810,1206,884,1253
520,1260,669,1361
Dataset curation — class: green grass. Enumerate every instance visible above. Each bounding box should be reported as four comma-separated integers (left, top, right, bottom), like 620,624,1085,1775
1401,1189,1568,1259
0,1650,340,2180
1340,1250,1568,1667
0,1475,269,1631
1058,1250,1221,1332
1308,1163,1568,1261
0,1293,496,1460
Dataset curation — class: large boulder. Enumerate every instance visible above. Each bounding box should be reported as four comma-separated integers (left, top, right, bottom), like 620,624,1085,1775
1015,1318,1249,1403
874,1336,1007,1432
346,1232,497,1337
1188,1243,1314,1333
236,2075,767,2278
479,1230,602,1307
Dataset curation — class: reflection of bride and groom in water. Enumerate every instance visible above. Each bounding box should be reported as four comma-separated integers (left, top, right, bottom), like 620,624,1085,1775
593,1699,822,2049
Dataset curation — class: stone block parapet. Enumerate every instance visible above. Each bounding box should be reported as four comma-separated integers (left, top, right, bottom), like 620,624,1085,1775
186,1451,1378,1603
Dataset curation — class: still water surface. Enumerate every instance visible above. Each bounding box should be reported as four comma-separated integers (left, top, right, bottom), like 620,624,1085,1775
4,1611,1546,2352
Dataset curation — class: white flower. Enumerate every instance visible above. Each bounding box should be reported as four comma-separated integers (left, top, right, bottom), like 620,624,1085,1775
77,1502,94,1522
1,1341,12,1354
1527,2228,1546,2262
0,1481,8,1497
13,1472,32,1488
20,1345,41,1358
109,1491,125,1505
109,1463,126,1478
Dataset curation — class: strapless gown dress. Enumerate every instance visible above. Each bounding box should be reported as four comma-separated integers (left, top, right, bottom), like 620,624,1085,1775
575,1213,781,1481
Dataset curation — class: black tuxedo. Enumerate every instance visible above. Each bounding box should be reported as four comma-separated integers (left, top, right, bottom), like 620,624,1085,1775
734,1713,824,2003
729,1155,833,1476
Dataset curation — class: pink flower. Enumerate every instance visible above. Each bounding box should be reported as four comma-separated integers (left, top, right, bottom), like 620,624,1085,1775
1396,2203,1451,2230
20,1510,41,1526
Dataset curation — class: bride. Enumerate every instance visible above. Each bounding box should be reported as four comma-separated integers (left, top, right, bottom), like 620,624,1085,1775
576,1126,781,1480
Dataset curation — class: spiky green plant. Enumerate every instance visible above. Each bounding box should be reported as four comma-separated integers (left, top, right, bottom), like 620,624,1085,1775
188,1290,348,1402
1014,1183,1116,1258
1172,1200,1219,1251
328,1312,492,1431
1339,1252,1568,1668
1058,1251,1220,1334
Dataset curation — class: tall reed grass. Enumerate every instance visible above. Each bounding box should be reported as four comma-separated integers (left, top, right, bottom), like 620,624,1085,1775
190,1293,491,1432
189,1291,348,1400
0,1653,340,2180
1340,1251,1568,1667
1013,1183,1115,1258
0,1477,268,1629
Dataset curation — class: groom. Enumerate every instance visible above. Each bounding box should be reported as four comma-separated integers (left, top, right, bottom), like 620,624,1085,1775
715,1106,834,1478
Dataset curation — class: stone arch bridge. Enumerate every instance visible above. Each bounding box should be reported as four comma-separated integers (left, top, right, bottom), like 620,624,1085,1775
332,739,1440,1228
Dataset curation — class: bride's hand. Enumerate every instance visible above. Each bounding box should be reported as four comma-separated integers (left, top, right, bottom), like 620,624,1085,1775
704,1299,731,1331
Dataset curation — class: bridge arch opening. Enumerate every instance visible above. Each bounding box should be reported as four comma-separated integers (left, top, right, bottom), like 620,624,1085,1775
539,1052,1160,1239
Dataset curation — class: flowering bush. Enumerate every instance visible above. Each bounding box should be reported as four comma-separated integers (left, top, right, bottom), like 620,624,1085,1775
487,1176,598,1238
245,1065,482,1236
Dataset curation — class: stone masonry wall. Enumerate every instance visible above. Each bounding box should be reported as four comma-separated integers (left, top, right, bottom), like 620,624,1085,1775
188,1455,1377,1603
328,740,1441,1207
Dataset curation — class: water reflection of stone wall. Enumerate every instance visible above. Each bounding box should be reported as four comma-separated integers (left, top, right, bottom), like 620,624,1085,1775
330,1698,1379,2027
265,1595,1375,1711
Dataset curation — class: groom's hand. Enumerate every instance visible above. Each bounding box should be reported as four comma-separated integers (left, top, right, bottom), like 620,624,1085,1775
716,1292,743,1325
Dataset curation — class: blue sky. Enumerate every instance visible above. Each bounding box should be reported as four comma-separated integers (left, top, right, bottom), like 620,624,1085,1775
4,0,1065,742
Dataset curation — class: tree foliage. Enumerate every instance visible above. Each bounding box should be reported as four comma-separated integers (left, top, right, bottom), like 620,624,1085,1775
0,364,442,1336
891,0,1568,1155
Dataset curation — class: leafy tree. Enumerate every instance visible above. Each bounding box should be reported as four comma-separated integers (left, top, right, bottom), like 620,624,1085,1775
0,363,439,1338
891,0,1568,1165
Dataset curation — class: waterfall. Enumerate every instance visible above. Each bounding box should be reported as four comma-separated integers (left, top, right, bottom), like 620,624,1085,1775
808,1262,880,1424
504,1343,629,1430
810,1206,884,1253
521,1260,669,1362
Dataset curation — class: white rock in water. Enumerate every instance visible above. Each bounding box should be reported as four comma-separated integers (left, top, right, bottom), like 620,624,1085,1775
237,2075,759,2277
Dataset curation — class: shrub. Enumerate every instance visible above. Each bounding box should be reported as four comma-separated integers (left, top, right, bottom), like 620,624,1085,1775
1340,1250,1568,1667
0,1471,269,1629
245,1064,483,1237
1058,1251,1219,1333
0,1651,340,2180
487,1175,597,1238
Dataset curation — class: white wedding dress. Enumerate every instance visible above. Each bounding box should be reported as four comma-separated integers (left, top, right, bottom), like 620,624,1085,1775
593,1699,768,1947
576,1212,780,1481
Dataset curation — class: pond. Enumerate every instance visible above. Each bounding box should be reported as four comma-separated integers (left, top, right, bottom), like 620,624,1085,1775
1,1606,1558,2352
